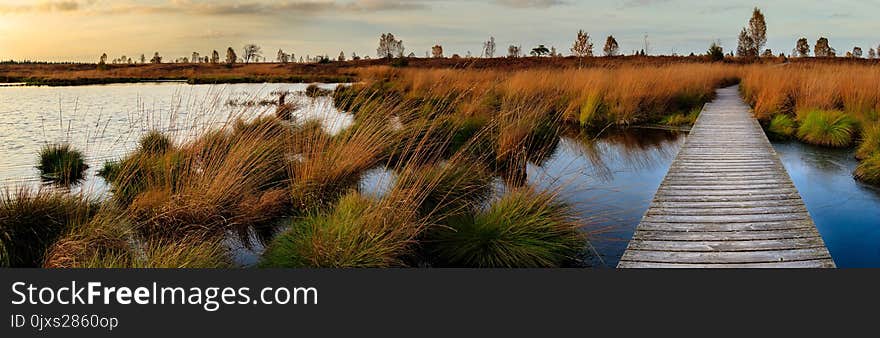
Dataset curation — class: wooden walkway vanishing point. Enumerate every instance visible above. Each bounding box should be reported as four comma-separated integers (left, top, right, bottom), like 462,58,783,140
618,86,835,268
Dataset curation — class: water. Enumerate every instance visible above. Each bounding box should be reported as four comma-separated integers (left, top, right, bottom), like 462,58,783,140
530,129,685,267
0,82,348,193
772,141,880,268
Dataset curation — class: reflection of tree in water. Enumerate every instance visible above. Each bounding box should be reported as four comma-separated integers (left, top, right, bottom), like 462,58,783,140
560,127,682,183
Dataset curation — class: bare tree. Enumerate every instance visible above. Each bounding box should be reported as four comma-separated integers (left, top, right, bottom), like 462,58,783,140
748,7,767,56
507,45,521,58
377,33,404,58
571,30,594,57
210,50,219,63
482,36,496,58
852,47,863,58
226,47,237,64
795,37,810,57
242,44,262,64
603,35,619,57
737,28,755,57
431,45,443,58
276,49,291,63
191,52,200,63
550,46,558,57
814,37,835,57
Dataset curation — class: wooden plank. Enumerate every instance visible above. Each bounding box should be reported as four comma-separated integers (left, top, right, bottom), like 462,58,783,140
618,85,834,268
617,260,836,268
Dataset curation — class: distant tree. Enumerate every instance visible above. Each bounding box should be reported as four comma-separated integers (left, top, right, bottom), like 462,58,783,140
795,37,810,57
377,33,404,58
748,7,767,56
707,41,724,61
869,48,877,60
209,50,219,64
482,36,496,58
603,35,619,57
852,47,863,58
761,49,773,57
99,53,107,65
242,44,262,64
139,54,146,64
550,46,558,57
507,45,522,58
736,27,756,57
338,51,346,61
191,52,200,63
431,45,443,58
530,45,550,57
351,52,360,60
814,37,835,57
466,50,472,58
150,52,162,64
571,30,594,57
276,49,290,63
226,47,237,64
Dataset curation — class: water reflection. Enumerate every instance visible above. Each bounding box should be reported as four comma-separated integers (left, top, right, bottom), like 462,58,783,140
773,141,880,267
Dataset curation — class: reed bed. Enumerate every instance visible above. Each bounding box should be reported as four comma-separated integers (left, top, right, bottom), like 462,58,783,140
740,63,880,181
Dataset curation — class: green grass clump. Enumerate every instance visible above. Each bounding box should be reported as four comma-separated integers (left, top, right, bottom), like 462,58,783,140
96,160,120,181
661,108,700,127
856,124,880,160
428,188,585,268
767,114,797,139
305,83,332,98
854,154,880,185
796,110,857,147
138,131,173,154
0,189,95,267
37,143,89,184
260,192,418,268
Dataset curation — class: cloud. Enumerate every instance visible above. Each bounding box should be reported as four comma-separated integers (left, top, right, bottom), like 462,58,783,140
117,1,427,16
621,0,672,8
0,0,88,14
492,0,566,9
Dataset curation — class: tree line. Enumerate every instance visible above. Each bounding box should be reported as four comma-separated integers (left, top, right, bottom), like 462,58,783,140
93,8,879,66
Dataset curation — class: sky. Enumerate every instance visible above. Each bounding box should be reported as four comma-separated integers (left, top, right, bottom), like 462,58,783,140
0,0,878,62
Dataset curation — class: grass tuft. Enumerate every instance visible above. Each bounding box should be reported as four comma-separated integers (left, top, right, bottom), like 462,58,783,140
37,143,89,185
854,154,880,185
428,187,585,268
766,114,797,139
796,109,857,147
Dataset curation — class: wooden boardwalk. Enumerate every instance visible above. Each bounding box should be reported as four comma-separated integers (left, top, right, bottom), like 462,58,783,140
618,86,835,268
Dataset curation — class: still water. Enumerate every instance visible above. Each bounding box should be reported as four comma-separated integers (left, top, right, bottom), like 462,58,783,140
773,141,880,268
0,82,347,192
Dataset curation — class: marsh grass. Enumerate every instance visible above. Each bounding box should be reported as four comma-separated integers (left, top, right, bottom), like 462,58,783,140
796,109,858,147
854,154,880,185
427,187,585,268
766,114,797,139
856,123,880,160
0,188,96,267
37,143,89,185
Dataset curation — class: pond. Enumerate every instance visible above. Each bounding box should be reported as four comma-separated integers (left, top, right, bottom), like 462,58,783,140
0,82,348,193
772,141,880,268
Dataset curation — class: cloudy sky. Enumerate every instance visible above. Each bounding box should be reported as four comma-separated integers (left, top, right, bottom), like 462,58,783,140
0,0,878,62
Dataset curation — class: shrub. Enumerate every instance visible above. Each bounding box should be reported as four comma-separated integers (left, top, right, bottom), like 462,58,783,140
796,110,857,147
854,154,880,185
427,187,585,267
767,114,797,139
305,84,332,98
139,131,173,154
856,124,880,160
0,189,95,267
260,192,420,268
37,143,89,185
